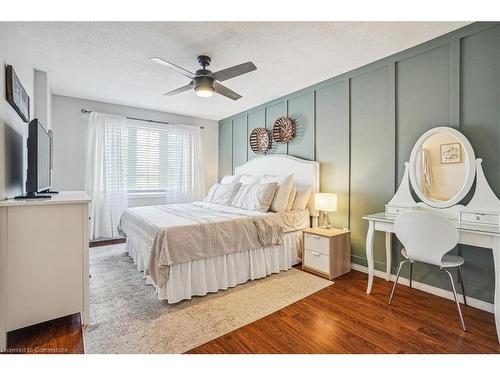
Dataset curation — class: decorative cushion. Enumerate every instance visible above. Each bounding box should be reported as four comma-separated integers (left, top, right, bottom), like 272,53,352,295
260,174,294,212
292,187,311,210
204,183,241,205
240,174,262,185
286,185,297,211
231,182,278,212
220,175,241,184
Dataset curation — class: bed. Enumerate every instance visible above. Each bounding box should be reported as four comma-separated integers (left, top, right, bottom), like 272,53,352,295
119,155,320,303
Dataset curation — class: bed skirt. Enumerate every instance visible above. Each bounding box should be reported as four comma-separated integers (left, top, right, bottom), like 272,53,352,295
124,230,303,303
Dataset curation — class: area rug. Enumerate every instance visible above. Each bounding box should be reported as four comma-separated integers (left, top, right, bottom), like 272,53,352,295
83,244,332,354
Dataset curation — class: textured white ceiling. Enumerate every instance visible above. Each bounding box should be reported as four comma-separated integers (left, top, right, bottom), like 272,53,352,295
3,22,469,120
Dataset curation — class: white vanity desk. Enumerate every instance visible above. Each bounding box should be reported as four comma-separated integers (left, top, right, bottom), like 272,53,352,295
363,212,500,341
362,127,500,343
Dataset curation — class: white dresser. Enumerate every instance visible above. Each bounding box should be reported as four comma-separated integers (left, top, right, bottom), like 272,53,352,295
0,191,90,351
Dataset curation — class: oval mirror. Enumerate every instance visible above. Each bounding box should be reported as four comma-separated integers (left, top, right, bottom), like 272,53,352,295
409,126,476,208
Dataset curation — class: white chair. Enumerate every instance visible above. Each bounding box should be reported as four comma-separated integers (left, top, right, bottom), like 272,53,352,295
390,211,467,331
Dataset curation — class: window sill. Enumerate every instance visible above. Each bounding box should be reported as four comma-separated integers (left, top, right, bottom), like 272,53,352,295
128,192,168,199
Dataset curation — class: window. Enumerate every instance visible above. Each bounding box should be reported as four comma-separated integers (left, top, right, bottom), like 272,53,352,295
126,119,193,198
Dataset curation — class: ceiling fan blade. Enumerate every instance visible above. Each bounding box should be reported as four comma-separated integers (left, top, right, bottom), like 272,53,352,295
163,82,194,96
213,81,242,101
149,57,195,79
210,62,257,82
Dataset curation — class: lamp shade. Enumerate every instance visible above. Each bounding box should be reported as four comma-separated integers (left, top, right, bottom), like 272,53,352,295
315,193,337,212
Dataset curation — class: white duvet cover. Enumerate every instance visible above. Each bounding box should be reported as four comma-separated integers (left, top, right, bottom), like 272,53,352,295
119,202,309,287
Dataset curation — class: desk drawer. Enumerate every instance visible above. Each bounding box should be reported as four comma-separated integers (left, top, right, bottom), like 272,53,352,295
460,212,499,226
304,250,330,275
385,205,411,215
304,234,330,255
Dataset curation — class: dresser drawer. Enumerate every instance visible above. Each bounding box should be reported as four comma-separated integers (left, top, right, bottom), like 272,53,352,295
304,249,330,275
304,234,330,255
385,205,411,216
460,212,499,226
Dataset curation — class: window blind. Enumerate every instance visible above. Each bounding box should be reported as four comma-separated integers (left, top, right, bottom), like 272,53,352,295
126,119,193,198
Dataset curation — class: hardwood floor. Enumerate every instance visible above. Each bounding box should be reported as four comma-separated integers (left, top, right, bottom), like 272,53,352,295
89,237,126,248
5,314,83,354
5,267,500,354
189,270,500,354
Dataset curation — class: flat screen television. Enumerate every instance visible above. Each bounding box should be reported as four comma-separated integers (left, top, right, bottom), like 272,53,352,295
25,119,52,198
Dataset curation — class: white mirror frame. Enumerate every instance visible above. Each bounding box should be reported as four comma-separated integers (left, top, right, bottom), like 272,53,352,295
409,126,476,209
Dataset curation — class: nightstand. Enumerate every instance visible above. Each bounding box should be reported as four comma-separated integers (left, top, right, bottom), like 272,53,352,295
302,227,351,280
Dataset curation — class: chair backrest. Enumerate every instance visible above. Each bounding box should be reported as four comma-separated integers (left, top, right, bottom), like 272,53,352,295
394,211,459,266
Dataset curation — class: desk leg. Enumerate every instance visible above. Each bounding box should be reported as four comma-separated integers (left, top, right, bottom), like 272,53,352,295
366,220,375,294
493,237,500,344
385,232,392,282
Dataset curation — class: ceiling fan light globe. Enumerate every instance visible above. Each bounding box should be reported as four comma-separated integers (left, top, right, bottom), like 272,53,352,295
195,86,214,97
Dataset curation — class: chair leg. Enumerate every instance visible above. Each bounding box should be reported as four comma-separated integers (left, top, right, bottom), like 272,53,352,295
458,265,467,306
443,268,466,331
409,261,413,288
389,260,409,305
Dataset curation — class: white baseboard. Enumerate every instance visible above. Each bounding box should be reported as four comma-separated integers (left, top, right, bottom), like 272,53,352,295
350,263,494,314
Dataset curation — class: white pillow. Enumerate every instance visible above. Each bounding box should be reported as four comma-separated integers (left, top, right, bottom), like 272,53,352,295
240,175,262,185
204,183,241,205
261,174,294,212
231,182,278,212
221,175,241,184
286,185,297,211
292,187,311,210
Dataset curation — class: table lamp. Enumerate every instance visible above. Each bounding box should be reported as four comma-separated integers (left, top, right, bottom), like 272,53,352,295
315,193,337,229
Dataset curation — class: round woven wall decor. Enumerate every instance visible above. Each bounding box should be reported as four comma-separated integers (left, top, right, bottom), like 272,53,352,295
272,117,295,144
249,127,271,155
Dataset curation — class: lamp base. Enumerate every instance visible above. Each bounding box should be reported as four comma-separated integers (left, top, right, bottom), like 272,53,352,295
319,211,332,228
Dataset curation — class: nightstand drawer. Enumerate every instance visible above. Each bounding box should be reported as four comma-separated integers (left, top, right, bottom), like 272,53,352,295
304,250,330,274
304,234,329,255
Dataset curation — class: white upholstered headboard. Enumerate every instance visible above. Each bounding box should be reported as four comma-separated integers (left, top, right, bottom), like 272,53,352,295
234,155,319,218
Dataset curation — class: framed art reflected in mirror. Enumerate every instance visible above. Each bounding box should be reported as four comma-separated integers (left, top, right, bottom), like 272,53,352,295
440,143,461,164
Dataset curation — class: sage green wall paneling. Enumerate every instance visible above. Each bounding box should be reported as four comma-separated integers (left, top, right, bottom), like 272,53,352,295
218,120,233,180
394,44,453,289
247,109,265,160
265,102,287,154
349,67,391,270
218,22,500,305
287,92,315,160
315,81,349,229
460,25,500,196
232,115,248,170
459,25,500,303
395,44,452,184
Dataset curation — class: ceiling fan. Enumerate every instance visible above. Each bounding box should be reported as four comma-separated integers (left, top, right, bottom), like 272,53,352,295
149,55,257,100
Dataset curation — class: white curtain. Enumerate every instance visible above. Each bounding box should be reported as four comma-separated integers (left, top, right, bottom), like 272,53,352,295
421,148,433,197
86,112,128,239
181,124,205,202
85,112,205,240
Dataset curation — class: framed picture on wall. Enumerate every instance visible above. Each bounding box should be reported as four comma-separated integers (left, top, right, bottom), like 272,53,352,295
6,65,30,123
440,142,461,164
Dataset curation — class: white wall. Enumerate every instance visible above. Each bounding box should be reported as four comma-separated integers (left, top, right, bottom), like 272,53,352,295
34,70,51,130
0,24,35,200
51,95,218,206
